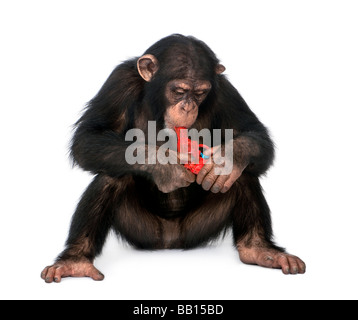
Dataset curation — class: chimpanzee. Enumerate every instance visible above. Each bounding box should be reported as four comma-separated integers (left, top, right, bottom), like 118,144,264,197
41,34,305,283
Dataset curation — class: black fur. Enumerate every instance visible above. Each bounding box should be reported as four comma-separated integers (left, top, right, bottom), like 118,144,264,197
58,34,282,263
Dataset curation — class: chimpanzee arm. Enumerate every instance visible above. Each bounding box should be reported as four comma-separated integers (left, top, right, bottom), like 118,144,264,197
68,60,150,178
71,127,138,177
71,126,195,192
216,76,275,177
70,59,150,177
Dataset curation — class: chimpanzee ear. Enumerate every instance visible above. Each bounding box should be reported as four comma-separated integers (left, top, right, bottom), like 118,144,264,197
137,54,159,82
216,64,226,75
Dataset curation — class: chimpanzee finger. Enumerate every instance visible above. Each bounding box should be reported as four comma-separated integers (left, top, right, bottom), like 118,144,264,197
196,162,214,185
200,166,220,191
221,167,243,193
210,174,230,193
221,176,237,193
202,145,221,158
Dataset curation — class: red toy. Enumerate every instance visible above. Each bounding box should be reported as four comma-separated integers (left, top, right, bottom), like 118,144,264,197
174,127,210,175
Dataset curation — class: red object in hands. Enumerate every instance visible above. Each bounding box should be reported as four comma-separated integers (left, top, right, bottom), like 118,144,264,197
174,127,210,175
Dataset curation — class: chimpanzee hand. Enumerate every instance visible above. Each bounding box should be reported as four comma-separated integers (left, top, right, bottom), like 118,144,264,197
151,163,196,193
197,144,247,193
150,149,196,193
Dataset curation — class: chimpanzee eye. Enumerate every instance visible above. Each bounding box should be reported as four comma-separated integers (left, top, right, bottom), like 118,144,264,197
173,89,186,98
195,91,207,99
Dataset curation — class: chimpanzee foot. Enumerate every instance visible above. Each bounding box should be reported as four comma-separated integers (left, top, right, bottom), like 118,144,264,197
238,246,306,275
41,258,105,283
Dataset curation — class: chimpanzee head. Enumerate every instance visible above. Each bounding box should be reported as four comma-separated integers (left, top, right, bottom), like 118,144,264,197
137,34,225,129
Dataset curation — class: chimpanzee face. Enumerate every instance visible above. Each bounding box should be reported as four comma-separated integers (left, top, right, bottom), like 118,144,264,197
137,53,221,129
163,79,211,129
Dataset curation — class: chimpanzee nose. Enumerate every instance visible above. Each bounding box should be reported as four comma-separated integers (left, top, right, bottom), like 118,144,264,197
181,101,196,113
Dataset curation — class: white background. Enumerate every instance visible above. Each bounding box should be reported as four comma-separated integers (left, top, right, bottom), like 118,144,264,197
0,0,357,300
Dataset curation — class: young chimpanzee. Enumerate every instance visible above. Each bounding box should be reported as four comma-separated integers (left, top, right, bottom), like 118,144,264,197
41,34,305,283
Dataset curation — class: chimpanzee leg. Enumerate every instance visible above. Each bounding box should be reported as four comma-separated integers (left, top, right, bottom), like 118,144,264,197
178,188,238,249
41,174,122,283
233,173,306,274
112,178,164,250
114,179,236,250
